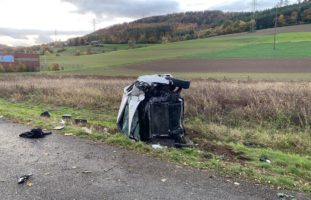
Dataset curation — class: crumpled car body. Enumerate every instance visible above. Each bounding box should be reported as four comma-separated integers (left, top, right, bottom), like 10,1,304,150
117,74,190,142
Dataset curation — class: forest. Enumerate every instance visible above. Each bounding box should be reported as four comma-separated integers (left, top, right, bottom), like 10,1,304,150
67,1,311,45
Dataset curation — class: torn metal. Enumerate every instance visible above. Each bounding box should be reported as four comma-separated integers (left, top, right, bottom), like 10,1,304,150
18,174,32,184
40,111,51,118
117,74,190,143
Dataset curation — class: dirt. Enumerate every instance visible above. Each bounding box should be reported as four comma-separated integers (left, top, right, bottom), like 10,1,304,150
127,58,311,73
186,129,247,163
200,142,243,162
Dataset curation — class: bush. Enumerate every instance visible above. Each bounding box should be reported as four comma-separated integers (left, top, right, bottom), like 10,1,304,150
0,64,4,72
57,48,66,53
50,63,60,71
6,64,15,72
128,40,136,49
17,62,26,72
75,50,81,56
86,48,93,55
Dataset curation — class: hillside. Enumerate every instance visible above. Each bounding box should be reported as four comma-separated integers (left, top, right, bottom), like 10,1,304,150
42,24,311,80
67,1,311,45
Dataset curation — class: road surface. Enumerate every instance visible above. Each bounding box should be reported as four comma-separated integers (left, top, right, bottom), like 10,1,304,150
0,119,309,200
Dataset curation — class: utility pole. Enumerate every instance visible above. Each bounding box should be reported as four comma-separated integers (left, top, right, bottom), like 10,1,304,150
93,18,98,41
273,2,279,50
250,0,257,32
93,18,96,32
54,29,58,48
54,29,58,41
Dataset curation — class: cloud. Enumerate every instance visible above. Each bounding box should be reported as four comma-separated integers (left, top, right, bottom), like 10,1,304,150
0,28,88,46
210,0,281,12
1,0,298,46
62,0,180,18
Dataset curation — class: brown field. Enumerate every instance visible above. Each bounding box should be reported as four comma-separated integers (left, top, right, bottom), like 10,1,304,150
0,76,309,128
127,58,311,73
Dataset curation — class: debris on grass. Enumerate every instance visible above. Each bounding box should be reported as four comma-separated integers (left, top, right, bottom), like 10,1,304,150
62,114,72,120
174,143,194,148
259,155,271,163
82,127,93,135
40,111,51,118
152,144,163,149
53,126,65,130
149,137,193,149
60,119,66,126
18,174,32,184
75,118,88,125
64,133,74,136
243,142,261,148
19,128,52,139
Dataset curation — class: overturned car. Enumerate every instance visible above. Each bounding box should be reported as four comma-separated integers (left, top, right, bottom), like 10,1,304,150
117,74,190,144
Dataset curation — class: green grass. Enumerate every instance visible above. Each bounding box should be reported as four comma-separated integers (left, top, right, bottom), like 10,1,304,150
185,117,311,155
41,34,241,73
37,30,311,80
234,144,311,190
49,44,149,56
236,144,311,179
0,99,116,129
189,32,311,59
1,97,311,193
42,38,235,72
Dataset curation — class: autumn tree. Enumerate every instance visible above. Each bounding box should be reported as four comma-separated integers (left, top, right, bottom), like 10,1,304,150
0,64,4,72
303,8,311,21
278,14,286,26
66,2,311,44
290,11,298,23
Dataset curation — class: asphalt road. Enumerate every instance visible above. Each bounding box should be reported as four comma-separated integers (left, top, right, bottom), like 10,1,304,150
0,119,309,200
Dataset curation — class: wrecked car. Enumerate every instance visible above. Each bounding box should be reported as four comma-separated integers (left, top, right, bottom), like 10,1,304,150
117,74,190,144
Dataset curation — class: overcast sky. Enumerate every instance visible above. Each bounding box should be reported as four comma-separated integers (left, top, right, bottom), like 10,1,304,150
0,0,297,46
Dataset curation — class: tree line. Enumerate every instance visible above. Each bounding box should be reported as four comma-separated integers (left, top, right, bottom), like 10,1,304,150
67,1,311,45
